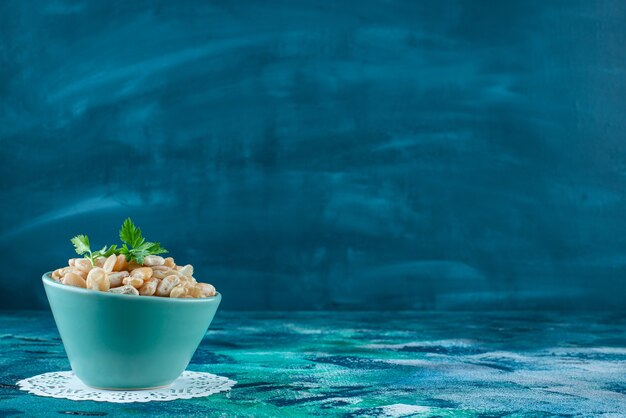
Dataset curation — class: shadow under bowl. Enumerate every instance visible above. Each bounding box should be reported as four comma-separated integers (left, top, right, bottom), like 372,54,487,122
42,272,221,390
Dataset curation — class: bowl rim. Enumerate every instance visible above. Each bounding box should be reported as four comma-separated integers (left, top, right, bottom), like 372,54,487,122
42,272,221,304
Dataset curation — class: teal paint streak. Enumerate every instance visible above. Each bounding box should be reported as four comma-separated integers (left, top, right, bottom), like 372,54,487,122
1,311,625,416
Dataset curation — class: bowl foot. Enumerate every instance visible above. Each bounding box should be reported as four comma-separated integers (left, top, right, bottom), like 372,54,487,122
82,382,173,391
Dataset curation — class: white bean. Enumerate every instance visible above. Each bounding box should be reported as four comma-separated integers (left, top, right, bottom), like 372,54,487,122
62,272,86,288
152,269,176,279
143,255,165,266
178,264,194,277
197,283,216,297
139,278,159,296
71,267,88,280
109,285,139,295
75,258,93,273
130,267,152,280
123,276,144,289
87,267,110,291
113,254,127,271
156,275,180,297
107,271,129,288
103,254,117,273
170,284,188,298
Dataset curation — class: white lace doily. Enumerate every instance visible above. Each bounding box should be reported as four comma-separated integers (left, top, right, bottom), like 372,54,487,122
17,371,236,403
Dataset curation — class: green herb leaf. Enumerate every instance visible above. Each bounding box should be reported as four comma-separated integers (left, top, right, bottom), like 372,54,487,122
144,242,168,255
117,218,167,263
71,235,91,256
91,244,118,259
119,218,145,248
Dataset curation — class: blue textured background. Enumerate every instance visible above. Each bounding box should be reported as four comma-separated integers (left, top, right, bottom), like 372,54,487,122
1,0,625,310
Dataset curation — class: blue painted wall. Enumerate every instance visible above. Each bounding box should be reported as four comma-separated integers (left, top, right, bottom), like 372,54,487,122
1,0,625,310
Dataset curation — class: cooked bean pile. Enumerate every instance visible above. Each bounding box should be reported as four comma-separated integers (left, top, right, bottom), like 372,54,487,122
50,255,216,298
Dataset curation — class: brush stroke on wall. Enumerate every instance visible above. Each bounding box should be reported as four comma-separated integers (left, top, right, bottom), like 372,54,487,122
1,0,625,309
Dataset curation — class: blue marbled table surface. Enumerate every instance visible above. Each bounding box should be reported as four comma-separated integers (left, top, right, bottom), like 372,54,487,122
1,311,625,417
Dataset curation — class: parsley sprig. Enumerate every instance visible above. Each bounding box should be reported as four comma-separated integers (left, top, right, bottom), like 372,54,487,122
70,235,118,265
70,218,167,265
118,218,168,264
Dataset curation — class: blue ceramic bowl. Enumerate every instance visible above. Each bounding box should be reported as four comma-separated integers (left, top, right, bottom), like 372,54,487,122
42,273,221,390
